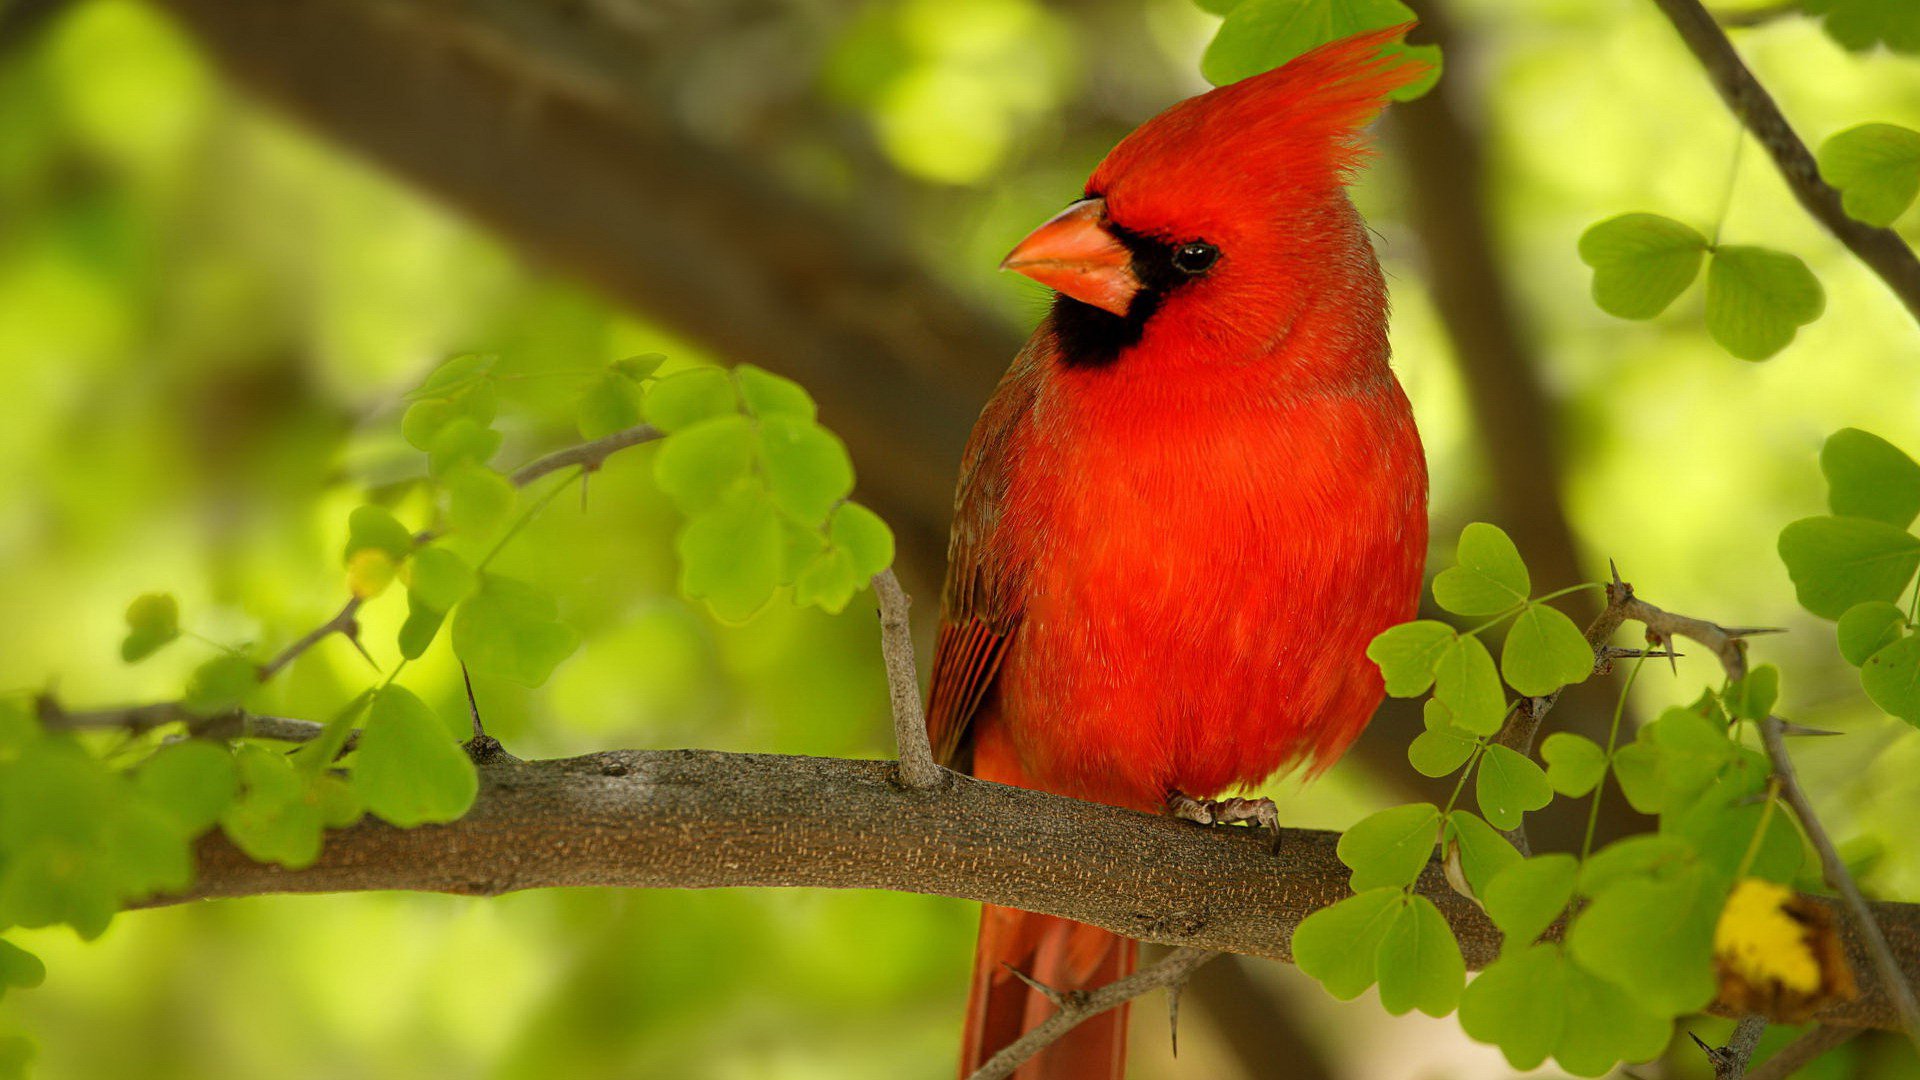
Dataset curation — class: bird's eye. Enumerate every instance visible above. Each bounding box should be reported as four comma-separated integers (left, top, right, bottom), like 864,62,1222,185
1172,242,1219,276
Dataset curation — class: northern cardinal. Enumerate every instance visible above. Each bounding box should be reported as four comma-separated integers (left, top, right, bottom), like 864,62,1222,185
927,28,1431,1079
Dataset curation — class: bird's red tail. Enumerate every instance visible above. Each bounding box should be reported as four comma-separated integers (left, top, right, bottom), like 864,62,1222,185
959,904,1136,1079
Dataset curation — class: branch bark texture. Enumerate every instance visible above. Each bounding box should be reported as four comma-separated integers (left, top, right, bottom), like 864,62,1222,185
151,745,1920,1033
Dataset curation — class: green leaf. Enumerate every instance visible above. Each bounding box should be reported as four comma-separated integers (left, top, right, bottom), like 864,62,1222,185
1367,620,1456,697
576,372,644,440
1553,960,1675,1076
794,547,861,613
1647,707,1738,809
1838,600,1909,666
354,686,477,827
121,592,180,663
735,364,816,421
426,417,503,478
1336,802,1440,891
1609,739,1663,813
678,496,785,623
758,418,854,524
1541,732,1607,798
1291,887,1404,999
1778,515,1920,619
135,741,238,834
0,939,45,997
643,367,736,432
1476,744,1552,831
830,502,894,578
611,353,666,380
1458,944,1567,1071
402,380,495,452
1727,664,1780,721
1862,633,1920,726
444,464,516,536
344,504,413,562
1500,603,1594,696
0,1034,35,1079
219,744,328,869
1443,811,1523,897
397,595,447,661
1374,895,1464,1017
1577,213,1709,319
1433,633,1507,736
1431,522,1530,616
1408,699,1478,777
1704,245,1825,361
1801,0,1920,53
1482,854,1576,952
403,545,477,612
653,415,756,513
409,353,496,400
1670,781,1805,883
183,654,259,717
1567,863,1721,1015
1822,427,1920,528
1199,0,1440,100
450,575,581,687
1578,834,1693,897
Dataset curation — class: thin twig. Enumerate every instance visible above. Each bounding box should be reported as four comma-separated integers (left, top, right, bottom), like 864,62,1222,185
42,423,664,739
1648,0,1920,325
1712,1,1798,29
1763,715,1920,1053
1696,1015,1768,1078
872,568,943,791
260,597,363,678
965,948,1219,1080
1745,1025,1859,1080
509,423,661,486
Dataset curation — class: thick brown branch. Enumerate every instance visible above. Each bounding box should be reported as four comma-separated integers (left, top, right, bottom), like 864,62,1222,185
144,746,1920,1032
1648,0,1920,324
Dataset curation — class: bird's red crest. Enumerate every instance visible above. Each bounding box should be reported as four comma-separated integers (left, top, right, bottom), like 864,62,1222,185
1091,25,1428,205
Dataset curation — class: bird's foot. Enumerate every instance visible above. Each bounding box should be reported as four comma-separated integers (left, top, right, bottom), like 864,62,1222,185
1166,791,1282,851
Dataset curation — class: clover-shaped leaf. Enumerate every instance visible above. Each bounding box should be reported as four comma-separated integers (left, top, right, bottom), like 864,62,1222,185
1432,523,1529,616
1577,213,1708,319
1704,245,1825,361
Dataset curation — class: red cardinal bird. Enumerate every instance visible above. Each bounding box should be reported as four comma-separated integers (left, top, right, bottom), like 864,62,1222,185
928,28,1431,1079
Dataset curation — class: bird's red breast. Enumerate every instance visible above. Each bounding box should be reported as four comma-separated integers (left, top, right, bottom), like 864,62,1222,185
933,26,1432,1078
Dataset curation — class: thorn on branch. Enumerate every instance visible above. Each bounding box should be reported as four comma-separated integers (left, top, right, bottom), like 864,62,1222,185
968,949,1219,1080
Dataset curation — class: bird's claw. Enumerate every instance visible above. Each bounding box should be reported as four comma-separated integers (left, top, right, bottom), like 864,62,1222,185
1166,791,1283,852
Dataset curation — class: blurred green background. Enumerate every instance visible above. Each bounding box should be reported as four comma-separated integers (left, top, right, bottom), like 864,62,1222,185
1,0,1918,1075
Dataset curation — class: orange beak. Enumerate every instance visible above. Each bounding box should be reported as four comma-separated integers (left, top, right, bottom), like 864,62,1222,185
1000,198,1141,317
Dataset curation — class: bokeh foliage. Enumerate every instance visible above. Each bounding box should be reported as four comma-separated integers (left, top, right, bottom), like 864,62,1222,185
1,0,1920,1077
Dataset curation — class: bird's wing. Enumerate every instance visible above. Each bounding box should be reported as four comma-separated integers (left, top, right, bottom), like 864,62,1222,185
927,337,1048,768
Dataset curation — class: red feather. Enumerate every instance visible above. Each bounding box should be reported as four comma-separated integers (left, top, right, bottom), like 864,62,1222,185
934,28,1431,1078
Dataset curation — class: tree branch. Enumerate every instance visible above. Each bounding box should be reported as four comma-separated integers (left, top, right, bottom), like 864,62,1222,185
965,947,1219,1080
1746,1025,1859,1080
508,423,661,486
131,744,1920,1032
1764,715,1920,1053
1648,0,1920,324
144,0,1015,577
872,568,944,791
